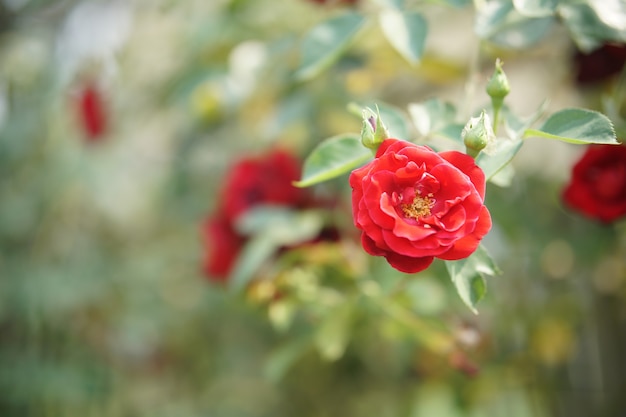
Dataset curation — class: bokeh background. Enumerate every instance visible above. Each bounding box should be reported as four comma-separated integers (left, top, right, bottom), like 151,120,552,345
1,0,626,416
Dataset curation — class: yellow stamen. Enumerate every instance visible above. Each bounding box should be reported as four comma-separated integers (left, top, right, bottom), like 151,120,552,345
401,195,434,220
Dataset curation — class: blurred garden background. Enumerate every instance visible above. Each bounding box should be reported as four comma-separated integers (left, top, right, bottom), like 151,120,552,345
1,0,626,416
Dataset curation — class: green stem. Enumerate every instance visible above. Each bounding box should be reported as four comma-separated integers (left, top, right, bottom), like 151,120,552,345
492,107,500,135
465,146,481,159
491,97,503,135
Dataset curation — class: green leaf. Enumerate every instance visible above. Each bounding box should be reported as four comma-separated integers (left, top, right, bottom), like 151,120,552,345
230,235,277,292
475,137,523,180
408,99,458,137
445,245,500,314
265,92,314,138
558,3,626,52
230,207,324,290
236,206,324,245
435,123,466,144
294,134,372,188
376,102,412,139
379,10,427,65
513,0,557,17
524,108,618,144
294,13,366,81
475,0,554,48
588,0,626,34
488,163,515,187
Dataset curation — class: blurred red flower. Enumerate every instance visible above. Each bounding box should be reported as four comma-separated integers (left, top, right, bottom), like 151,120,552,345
562,144,626,223
349,139,491,273
77,81,107,141
201,213,245,282
220,150,307,223
573,43,626,85
202,149,322,282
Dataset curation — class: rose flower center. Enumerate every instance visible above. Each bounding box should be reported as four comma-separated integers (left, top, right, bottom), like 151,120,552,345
401,194,434,220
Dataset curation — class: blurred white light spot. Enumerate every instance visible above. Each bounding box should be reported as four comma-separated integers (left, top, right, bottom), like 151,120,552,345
229,40,267,80
56,0,133,83
589,0,626,31
225,40,267,102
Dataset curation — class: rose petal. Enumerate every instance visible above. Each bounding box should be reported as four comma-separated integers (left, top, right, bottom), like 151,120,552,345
429,163,473,214
364,172,398,230
436,204,467,232
375,138,402,157
437,206,492,260
385,251,434,273
439,150,486,199
402,144,446,169
382,228,451,258
391,217,438,241
361,233,388,256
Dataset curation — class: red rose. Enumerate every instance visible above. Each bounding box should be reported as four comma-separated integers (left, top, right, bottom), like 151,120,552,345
349,139,492,273
221,150,306,222
562,144,626,223
202,149,316,281
78,82,107,141
201,213,245,282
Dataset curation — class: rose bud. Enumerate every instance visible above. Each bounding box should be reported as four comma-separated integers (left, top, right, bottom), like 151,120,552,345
462,110,496,158
486,58,510,101
360,106,390,151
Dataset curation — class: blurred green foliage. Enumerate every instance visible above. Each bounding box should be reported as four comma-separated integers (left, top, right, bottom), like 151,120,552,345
1,0,625,416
